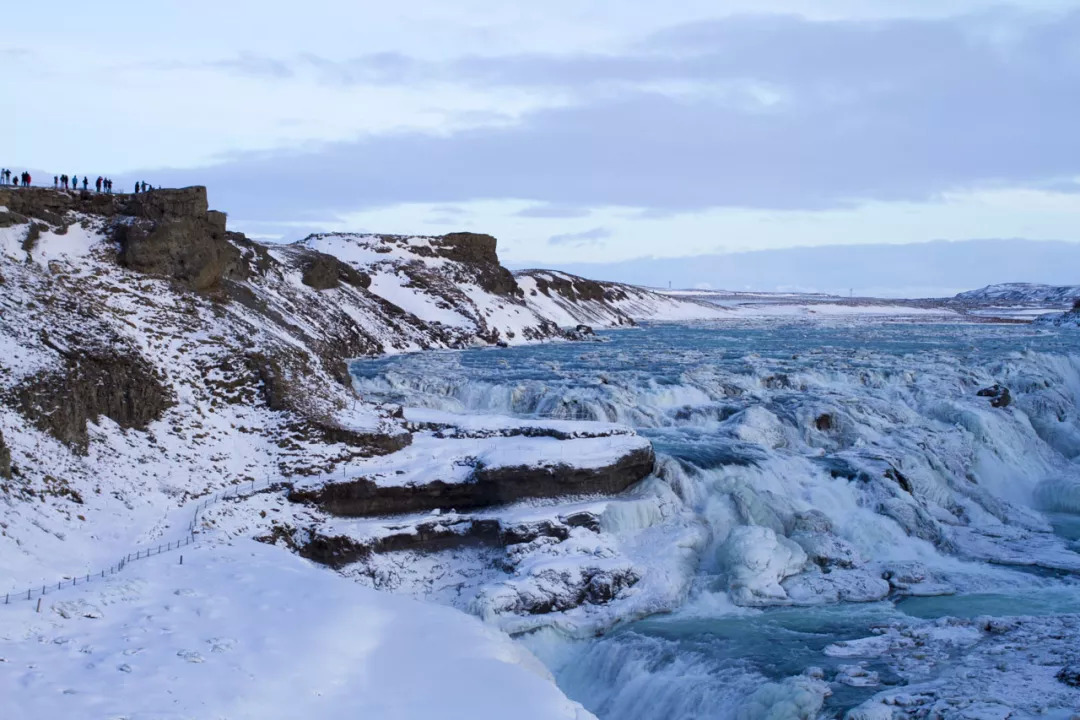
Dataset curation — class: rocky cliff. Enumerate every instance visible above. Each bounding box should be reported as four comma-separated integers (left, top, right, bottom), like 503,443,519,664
0,185,692,628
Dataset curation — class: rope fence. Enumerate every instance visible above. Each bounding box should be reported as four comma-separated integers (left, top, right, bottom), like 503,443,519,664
3,478,279,607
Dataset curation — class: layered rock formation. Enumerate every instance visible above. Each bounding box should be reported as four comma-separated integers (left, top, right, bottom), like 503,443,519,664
0,185,672,626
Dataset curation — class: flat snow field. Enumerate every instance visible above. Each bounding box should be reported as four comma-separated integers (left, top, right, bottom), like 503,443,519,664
0,540,595,720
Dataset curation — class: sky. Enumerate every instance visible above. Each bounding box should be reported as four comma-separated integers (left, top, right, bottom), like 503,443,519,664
5,0,1080,287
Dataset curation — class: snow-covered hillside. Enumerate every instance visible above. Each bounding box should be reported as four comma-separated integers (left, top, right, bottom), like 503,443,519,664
516,270,724,326
955,282,1080,305
0,540,595,720
295,235,723,338
0,186,683,719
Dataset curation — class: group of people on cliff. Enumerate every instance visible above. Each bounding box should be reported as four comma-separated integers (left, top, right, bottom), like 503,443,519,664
0,168,158,194
0,169,31,186
53,175,115,193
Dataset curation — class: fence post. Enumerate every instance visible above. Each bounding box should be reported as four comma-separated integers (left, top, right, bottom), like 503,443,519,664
36,598,41,613
26,589,30,600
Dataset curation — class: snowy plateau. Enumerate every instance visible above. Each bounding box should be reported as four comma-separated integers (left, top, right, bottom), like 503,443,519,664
1,186,1080,720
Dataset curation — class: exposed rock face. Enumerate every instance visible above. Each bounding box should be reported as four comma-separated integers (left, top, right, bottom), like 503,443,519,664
0,429,11,479
1,186,248,292
291,444,655,517
432,233,519,296
10,342,172,452
529,271,615,304
431,232,499,264
299,251,371,291
116,189,248,292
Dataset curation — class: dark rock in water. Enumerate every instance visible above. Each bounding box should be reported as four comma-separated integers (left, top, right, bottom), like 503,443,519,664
299,251,371,290
977,384,1012,408
1057,665,1080,687
575,324,595,336
0,428,11,479
762,374,792,390
884,466,914,494
290,444,655,517
814,413,835,431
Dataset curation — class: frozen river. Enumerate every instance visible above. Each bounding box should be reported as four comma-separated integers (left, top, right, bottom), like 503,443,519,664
353,319,1080,717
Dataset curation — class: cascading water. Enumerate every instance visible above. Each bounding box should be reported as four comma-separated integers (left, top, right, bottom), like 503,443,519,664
352,320,1080,718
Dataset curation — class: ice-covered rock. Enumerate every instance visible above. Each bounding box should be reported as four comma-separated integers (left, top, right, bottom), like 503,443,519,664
719,525,808,605
735,674,831,720
843,615,1080,719
782,568,890,604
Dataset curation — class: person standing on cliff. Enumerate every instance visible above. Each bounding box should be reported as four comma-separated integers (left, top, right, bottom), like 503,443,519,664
54,176,59,189
81,177,87,191
95,176,102,192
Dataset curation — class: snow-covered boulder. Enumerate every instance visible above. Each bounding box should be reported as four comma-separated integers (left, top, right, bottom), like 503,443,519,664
718,525,808,605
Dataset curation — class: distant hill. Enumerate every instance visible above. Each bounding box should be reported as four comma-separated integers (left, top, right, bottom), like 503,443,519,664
955,283,1080,305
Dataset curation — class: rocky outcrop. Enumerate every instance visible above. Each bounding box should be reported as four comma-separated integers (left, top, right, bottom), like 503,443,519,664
529,271,617,304
1,186,248,292
115,189,248,292
0,429,11,479
264,510,604,571
431,232,518,296
10,341,172,452
299,251,371,291
291,444,655,517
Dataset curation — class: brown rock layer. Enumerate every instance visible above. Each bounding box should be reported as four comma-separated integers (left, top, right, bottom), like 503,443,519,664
290,444,655,517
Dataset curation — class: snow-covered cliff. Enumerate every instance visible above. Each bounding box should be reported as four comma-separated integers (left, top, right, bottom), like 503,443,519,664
0,186,713,719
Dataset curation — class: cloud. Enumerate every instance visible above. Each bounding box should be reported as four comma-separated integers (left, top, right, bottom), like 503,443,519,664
548,227,611,246
522,238,1080,297
430,205,468,216
516,203,592,218
206,53,296,80
142,10,1080,223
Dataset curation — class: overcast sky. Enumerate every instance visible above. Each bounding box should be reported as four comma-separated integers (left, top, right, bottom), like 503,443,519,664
6,0,1080,273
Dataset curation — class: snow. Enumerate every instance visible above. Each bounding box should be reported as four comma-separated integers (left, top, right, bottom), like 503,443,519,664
0,540,595,720
8,194,1080,719
517,270,726,326
368,269,472,327
712,302,954,318
956,282,1080,305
